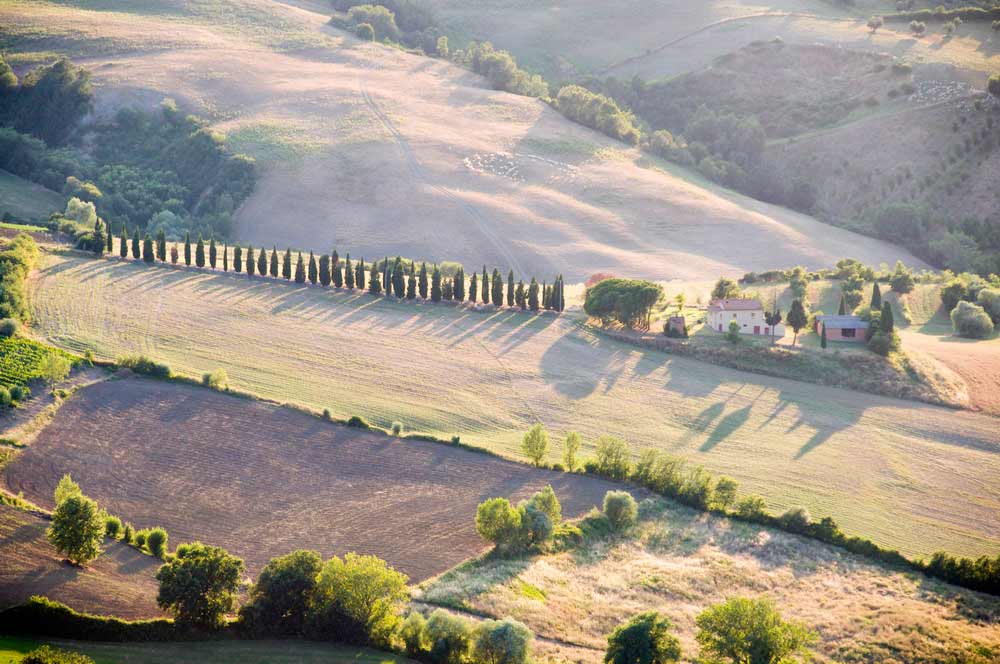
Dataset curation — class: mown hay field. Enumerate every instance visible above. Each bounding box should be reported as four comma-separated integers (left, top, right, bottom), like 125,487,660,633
25,252,1000,559
419,499,1000,664
3,378,626,582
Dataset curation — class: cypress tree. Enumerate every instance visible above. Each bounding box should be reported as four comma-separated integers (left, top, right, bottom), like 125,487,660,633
469,272,478,303
270,246,279,278
332,249,339,269
223,243,229,272
528,278,540,311
507,270,515,307
821,323,828,349
209,237,217,269
156,229,167,262
119,223,128,258
418,262,428,299
142,234,154,263
543,282,551,310
838,294,847,316
344,254,354,289
368,260,381,294
246,246,256,276
384,257,393,298
880,301,894,334
195,234,205,268
443,278,453,300
295,252,306,284
431,264,442,302
92,218,105,256
454,267,465,301
332,254,343,288
871,281,883,309
308,251,318,284
234,244,243,273
491,268,502,306
481,265,489,303
257,246,267,276
183,231,191,265
103,219,112,253
130,228,140,260
516,280,526,310
356,258,366,290
282,248,292,280
406,262,416,300
393,257,405,299
319,254,331,286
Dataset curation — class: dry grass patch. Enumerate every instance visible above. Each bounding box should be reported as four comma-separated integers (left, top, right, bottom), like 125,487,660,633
419,499,1000,664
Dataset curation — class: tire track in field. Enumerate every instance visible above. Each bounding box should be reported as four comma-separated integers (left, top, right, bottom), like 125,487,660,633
356,54,526,277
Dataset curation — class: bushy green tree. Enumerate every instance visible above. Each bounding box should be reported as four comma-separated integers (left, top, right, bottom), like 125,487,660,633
605,611,681,664
475,497,522,548
240,549,322,637
473,617,534,664
562,431,581,471
977,288,1000,325
889,260,915,294
786,300,808,346
595,435,631,480
711,277,740,300
54,474,81,505
695,597,815,664
20,646,94,664
521,423,549,466
146,527,168,558
47,494,104,566
603,490,638,531
425,609,472,664
951,301,994,339
585,278,663,329
156,542,244,629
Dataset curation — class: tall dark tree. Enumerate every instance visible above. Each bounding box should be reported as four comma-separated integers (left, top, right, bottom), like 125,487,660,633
131,228,141,260
542,282,551,310
765,306,782,345
418,262,428,299
282,248,292,280
270,246,279,278
838,294,847,316
223,243,229,272
368,260,381,294
406,262,416,300
156,229,167,262
528,278,540,311
294,253,305,284
257,246,267,276
516,280,526,310
383,257,392,298
183,231,191,266
344,254,354,288
787,299,808,346
103,219,112,254
880,301,894,334
431,264,442,302
209,238,217,269
481,266,489,303
195,234,206,268
871,281,883,309
507,270,515,307
454,267,466,301
331,253,343,288
356,258,366,291
319,254,331,286
491,268,503,306
234,245,243,273
92,218,105,256
469,272,478,303
443,278,453,300
246,245,256,276
392,257,405,299
142,234,154,263
308,252,318,284
331,249,339,270
119,223,128,258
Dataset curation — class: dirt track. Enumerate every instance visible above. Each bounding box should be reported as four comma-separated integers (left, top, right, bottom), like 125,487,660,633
3,378,627,582
0,504,163,617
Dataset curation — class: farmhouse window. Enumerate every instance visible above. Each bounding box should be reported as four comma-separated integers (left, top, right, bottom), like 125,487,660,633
842,328,856,338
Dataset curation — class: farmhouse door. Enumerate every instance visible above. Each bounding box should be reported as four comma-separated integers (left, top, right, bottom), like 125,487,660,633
718,323,722,331
753,326,760,335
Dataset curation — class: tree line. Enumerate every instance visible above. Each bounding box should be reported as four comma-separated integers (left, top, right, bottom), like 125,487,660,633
98,227,567,313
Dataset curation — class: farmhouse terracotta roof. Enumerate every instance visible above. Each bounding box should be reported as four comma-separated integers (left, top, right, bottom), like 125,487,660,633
816,314,869,329
707,298,762,312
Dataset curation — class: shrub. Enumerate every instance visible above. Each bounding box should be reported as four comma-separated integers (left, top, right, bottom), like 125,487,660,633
605,611,681,664
116,355,170,378
10,384,30,402
201,368,227,390
951,301,994,339
940,278,969,312
726,319,741,343
104,515,122,539
399,611,429,658
47,494,105,566
735,494,767,519
976,288,1000,325
391,420,403,436
122,522,134,544
712,477,738,511
603,491,638,531
424,609,472,664
988,72,1000,97
322,408,331,420
156,542,245,630
779,507,811,534
450,435,461,445
134,529,148,548
0,317,19,337
146,527,168,558
354,22,375,41
472,617,533,664
0,386,11,408
20,646,94,664
346,415,371,429
346,5,400,41
594,435,631,480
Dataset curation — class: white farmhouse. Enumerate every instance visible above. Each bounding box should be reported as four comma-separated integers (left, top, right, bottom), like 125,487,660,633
707,298,785,338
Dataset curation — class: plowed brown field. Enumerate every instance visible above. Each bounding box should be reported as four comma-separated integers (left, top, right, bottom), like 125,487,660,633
0,504,163,617
3,378,626,581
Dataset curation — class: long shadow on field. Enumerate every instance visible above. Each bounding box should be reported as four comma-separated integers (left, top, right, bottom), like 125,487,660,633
538,327,635,399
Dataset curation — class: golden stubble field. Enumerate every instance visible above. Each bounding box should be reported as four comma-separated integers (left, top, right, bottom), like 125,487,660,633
27,251,1000,559
1,0,924,282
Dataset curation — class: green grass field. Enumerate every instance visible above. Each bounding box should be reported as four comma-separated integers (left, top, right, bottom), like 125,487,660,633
25,251,1000,559
0,171,63,223
0,636,411,664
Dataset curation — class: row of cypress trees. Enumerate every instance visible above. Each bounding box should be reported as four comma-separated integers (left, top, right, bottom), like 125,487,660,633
106,225,566,312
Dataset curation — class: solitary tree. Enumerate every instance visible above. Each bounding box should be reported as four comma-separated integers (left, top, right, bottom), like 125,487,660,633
47,494,104,566
156,542,245,630
183,231,191,265
695,597,815,664
787,299,808,346
295,253,306,284
132,228,141,260
764,306,782,345
195,234,205,268
521,423,549,467
867,15,884,33
507,270,515,307
605,611,681,664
